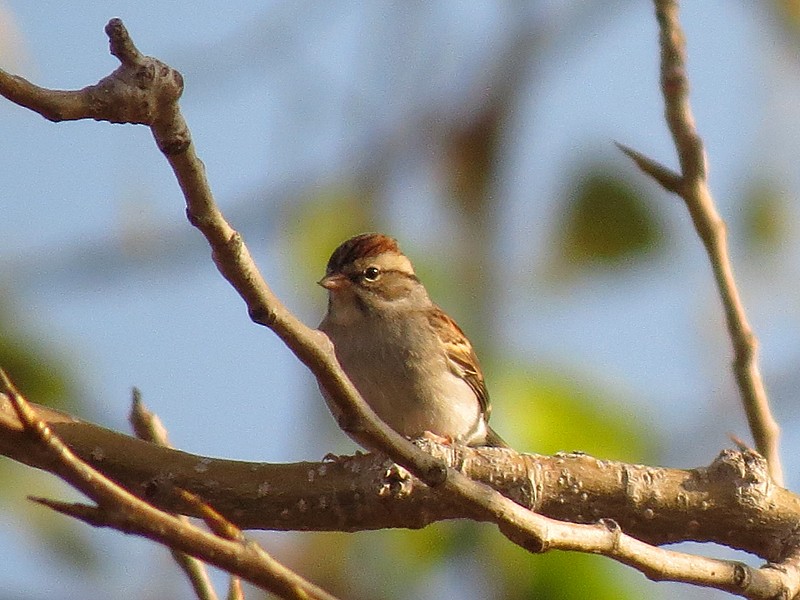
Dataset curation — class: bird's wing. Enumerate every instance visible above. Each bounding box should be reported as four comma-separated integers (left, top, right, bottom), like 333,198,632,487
427,307,491,418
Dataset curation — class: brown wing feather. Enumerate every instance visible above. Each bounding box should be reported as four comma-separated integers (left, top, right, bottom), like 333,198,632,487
427,308,491,418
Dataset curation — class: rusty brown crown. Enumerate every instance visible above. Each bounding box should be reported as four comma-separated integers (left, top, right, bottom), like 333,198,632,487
325,233,401,275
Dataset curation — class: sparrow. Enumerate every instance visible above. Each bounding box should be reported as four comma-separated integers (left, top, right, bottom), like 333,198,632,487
318,233,507,448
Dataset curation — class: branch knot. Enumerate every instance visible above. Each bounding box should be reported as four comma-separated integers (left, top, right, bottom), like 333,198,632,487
708,449,771,508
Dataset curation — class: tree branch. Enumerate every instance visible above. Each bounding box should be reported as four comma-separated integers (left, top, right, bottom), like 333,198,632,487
4,394,800,598
0,372,339,600
620,0,783,484
130,390,220,600
98,20,448,488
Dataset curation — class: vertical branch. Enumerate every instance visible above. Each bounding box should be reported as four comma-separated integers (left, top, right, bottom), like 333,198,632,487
638,0,782,484
129,390,221,600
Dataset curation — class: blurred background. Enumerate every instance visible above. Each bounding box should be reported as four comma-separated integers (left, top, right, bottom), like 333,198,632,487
2,1,800,598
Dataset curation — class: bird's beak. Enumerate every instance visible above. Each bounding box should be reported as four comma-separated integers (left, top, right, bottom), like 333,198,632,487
318,273,348,291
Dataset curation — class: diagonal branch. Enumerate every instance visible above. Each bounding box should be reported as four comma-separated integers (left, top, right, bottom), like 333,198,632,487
98,19,448,487
621,0,782,485
0,371,338,600
614,142,682,194
0,10,451,512
130,390,220,600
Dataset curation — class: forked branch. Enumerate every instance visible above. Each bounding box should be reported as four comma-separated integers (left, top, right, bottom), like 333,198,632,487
620,0,783,484
0,371,339,600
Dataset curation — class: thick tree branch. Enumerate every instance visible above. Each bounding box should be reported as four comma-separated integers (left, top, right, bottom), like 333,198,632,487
4,397,800,579
620,1,783,484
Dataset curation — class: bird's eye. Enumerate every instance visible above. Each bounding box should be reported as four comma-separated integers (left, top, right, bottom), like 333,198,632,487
363,266,381,281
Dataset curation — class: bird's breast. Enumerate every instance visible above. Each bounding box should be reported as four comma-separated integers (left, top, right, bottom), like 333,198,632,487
320,313,482,441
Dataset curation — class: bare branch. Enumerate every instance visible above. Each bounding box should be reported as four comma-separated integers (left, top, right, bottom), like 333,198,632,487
769,551,800,600
656,0,782,484
29,496,107,524
108,20,450,487
170,551,220,600
31,495,244,600
227,578,245,600
614,142,682,194
618,1,783,484
129,388,171,446
5,395,800,597
0,372,338,600
130,390,220,600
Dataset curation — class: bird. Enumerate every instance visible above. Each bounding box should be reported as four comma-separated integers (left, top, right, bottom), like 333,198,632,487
318,232,507,449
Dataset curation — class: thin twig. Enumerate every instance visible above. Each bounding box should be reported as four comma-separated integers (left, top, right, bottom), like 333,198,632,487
130,389,221,600
614,142,682,194
0,370,338,600
177,489,243,542
227,578,244,600
620,0,783,485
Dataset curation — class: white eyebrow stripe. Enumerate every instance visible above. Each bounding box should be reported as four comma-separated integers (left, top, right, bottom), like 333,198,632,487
370,253,415,275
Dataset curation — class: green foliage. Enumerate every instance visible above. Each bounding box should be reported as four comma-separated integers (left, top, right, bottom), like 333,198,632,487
740,179,791,253
290,527,454,599
282,184,376,284
491,362,655,464
485,360,655,597
0,321,76,411
5,460,98,569
554,167,666,275
493,545,643,600
0,298,93,567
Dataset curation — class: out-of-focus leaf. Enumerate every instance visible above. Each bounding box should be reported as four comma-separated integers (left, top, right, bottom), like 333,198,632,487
0,332,71,410
353,526,457,597
771,0,800,38
741,179,791,252
553,168,665,275
23,477,98,570
490,362,655,462
0,298,91,567
1,436,98,571
0,297,79,411
482,361,654,598
493,542,643,600
282,184,374,284
290,526,456,599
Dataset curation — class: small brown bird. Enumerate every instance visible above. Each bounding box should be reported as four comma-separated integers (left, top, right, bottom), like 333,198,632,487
318,233,507,448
